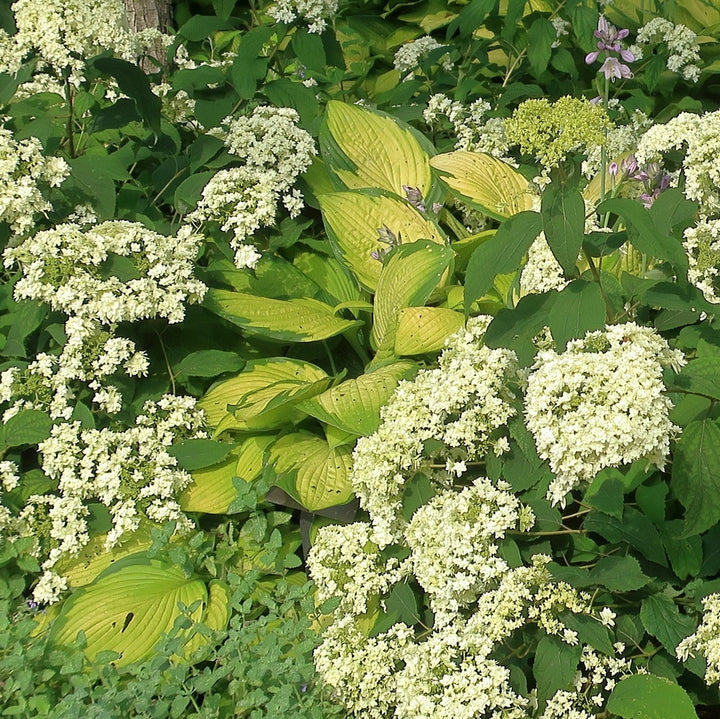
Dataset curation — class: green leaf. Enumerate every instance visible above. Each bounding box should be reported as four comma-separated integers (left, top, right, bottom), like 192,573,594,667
534,635,582,709
662,520,703,581
589,556,650,592
464,211,543,313
673,357,720,401
385,583,423,625
649,188,698,237
584,475,625,520
560,612,614,655
607,674,698,719
527,17,556,76
177,15,232,41
321,100,433,198
175,350,245,378
67,154,116,219
372,240,454,354
50,558,210,667
640,592,697,653
542,183,585,274
2,409,52,447
299,361,417,436
173,170,215,214
167,439,233,471
548,280,606,349
203,289,362,342
212,0,237,20
672,419,720,536
447,0,497,37
292,29,326,72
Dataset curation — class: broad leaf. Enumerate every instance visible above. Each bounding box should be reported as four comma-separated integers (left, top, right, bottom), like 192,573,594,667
167,439,233,471
673,357,720,402
319,190,445,291
548,280,607,349
2,409,52,447
541,182,585,274
589,556,650,592
607,674,697,719
322,100,433,198
640,592,697,653
203,289,362,342
394,307,465,355
175,350,245,378
430,151,535,221
534,635,582,709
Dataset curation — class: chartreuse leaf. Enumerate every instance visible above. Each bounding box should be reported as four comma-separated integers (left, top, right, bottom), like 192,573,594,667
319,190,445,291
671,419,720,537
50,558,210,667
394,307,465,355
640,592,697,653
541,182,585,274
179,580,231,661
372,240,454,355
199,358,328,429
430,151,535,221
607,674,697,719
293,250,363,306
298,361,417,436
464,211,543,313
270,434,354,510
534,635,582,709
180,436,273,514
322,100,433,198
203,289,362,342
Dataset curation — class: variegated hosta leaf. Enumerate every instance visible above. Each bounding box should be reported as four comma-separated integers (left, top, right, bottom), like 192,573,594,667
199,357,329,429
203,289,362,342
270,434,354,511
298,360,417,437
430,151,536,220
319,190,445,291
394,307,465,356
322,100,433,198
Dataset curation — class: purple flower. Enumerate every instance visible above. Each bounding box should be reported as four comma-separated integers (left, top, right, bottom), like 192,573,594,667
585,16,634,82
599,56,633,81
402,185,427,213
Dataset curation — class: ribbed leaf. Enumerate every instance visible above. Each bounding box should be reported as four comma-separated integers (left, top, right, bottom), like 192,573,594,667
298,361,417,436
204,290,362,342
394,307,465,355
430,151,535,221
372,240,455,354
51,559,208,667
179,580,231,661
319,190,445,291
322,100,432,197
270,434,354,510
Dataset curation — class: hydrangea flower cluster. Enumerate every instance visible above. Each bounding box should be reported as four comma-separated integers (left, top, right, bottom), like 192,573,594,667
635,110,720,218
504,97,611,169
393,36,454,79
631,18,702,83
17,395,206,605
525,323,684,505
520,233,569,295
684,219,720,304
188,106,316,269
268,0,339,34
677,593,720,685
0,128,69,235
351,317,521,546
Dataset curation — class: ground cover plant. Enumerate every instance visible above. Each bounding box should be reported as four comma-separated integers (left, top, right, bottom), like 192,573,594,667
2,0,720,716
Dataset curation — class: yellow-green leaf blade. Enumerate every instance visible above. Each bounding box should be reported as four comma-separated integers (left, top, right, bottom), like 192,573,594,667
394,307,465,355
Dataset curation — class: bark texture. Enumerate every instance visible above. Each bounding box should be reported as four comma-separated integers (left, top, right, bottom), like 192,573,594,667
124,0,173,34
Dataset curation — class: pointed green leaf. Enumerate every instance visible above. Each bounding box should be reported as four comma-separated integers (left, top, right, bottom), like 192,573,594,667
299,361,417,436
464,211,543,313
672,419,720,536
175,350,245,378
527,17,556,75
673,357,720,402
534,635,582,709
167,439,233,471
2,409,52,447
51,559,208,667
548,280,607,349
640,592,697,653
394,307,465,355
203,289,362,342
430,151,535,221
607,674,697,719
322,100,432,198
589,556,650,592
541,183,585,274
319,190,445,291
560,612,614,655
372,240,454,354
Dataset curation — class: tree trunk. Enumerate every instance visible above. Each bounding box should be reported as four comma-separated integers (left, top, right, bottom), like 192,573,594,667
123,0,173,71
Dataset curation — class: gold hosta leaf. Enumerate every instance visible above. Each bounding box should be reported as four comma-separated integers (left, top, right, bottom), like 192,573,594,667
372,240,455,355
178,580,231,661
270,434,354,511
204,290,362,342
199,358,328,429
50,558,211,667
320,190,445,291
430,151,535,220
299,360,417,436
583,152,632,206
324,100,432,197
394,307,465,356
180,435,274,513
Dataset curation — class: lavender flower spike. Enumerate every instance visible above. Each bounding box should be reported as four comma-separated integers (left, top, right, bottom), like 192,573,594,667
585,16,635,81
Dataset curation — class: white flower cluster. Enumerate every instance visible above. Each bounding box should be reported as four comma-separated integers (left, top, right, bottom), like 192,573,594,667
677,593,720,685
520,233,569,295
351,317,520,546
152,83,197,126
268,0,339,33
393,36,454,79
631,18,702,82
0,0,163,86
405,477,534,618
525,323,684,505
0,128,69,235
188,107,316,269
635,110,720,218
22,395,205,605
684,219,720,304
